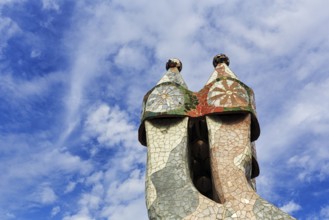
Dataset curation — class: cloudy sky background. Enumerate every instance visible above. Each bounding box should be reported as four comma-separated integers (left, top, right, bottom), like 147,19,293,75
1,0,329,219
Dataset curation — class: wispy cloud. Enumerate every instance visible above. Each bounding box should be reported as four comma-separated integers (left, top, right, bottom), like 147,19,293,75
84,104,136,148
31,184,58,205
1,0,329,219
41,0,60,11
280,201,302,215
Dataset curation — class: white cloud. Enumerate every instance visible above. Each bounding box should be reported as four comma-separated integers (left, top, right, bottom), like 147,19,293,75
85,171,104,186
42,0,60,11
2,0,329,219
255,173,276,200
114,45,149,70
63,213,94,220
0,17,21,50
0,137,91,182
51,206,61,217
35,148,93,176
31,185,57,205
305,205,329,220
257,78,329,185
0,133,93,213
63,168,146,220
84,104,136,148
62,101,147,218
65,181,78,194
0,0,24,6
83,103,147,174
59,102,146,219
105,169,145,205
74,103,146,219
320,206,329,219
30,49,41,58
103,197,147,220
0,71,65,101
0,210,15,220
41,187,57,204
280,200,301,214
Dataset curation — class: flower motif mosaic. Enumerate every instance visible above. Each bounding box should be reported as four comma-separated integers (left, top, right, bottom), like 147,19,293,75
145,84,185,112
207,79,249,107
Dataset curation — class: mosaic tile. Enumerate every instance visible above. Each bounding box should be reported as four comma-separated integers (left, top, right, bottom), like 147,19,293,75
145,118,199,218
138,60,260,146
156,68,188,88
145,84,185,112
207,79,249,108
139,56,295,219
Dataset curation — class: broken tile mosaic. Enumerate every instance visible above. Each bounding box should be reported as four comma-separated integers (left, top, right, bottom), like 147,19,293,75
139,56,295,219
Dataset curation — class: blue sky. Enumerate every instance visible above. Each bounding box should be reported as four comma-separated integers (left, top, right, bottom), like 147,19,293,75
1,0,329,219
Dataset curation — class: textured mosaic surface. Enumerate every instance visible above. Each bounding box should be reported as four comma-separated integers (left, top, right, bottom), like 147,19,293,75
139,57,295,219
139,61,260,145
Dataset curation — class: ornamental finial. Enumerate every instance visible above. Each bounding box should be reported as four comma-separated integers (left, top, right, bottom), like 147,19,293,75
213,54,230,67
166,58,182,72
